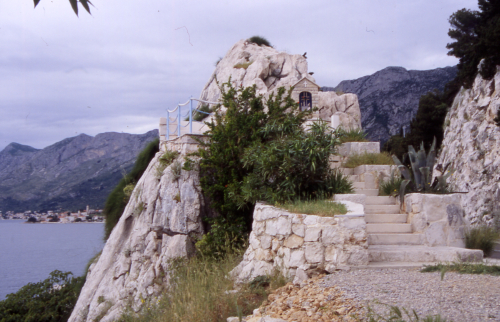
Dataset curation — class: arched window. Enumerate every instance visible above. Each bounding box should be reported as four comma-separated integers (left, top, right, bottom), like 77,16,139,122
299,92,312,111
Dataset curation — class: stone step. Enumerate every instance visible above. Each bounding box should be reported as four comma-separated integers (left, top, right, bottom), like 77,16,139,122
367,223,412,233
354,188,378,196
368,233,423,245
365,196,396,205
365,213,407,223
368,245,483,263
352,182,365,189
340,168,354,176
365,204,400,214
348,175,359,183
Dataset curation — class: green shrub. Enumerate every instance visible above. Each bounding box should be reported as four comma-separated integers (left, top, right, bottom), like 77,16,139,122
103,137,159,240
278,199,347,217
157,150,179,178
0,270,84,322
338,127,368,143
464,225,500,257
247,35,271,47
343,152,394,168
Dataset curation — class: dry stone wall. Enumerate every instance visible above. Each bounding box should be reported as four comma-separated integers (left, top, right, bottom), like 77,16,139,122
436,67,500,226
232,203,368,284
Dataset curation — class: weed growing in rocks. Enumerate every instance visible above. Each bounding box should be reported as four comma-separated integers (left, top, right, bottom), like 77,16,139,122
379,169,403,197
247,35,271,47
362,303,448,322
464,225,500,256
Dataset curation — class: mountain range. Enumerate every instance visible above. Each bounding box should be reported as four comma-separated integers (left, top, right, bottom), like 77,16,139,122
0,130,158,213
323,65,457,143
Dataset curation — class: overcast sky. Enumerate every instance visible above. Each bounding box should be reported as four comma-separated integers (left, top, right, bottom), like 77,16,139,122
0,0,478,151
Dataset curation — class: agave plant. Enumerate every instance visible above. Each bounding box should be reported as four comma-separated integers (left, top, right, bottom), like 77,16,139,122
392,138,453,200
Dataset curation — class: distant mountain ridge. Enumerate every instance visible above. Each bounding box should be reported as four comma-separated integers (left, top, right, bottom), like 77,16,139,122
0,130,158,213
322,66,457,143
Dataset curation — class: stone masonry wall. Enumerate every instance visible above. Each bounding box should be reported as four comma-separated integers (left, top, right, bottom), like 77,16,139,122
232,203,368,284
404,193,468,248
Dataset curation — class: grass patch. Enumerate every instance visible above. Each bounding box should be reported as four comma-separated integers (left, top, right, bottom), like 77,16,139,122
379,170,403,197
421,262,500,277
120,249,287,322
156,150,179,178
464,225,500,256
343,152,394,169
338,128,368,143
277,199,347,217
233,61,253,69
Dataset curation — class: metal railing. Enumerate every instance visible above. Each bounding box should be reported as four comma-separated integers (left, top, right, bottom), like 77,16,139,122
166,97,219,140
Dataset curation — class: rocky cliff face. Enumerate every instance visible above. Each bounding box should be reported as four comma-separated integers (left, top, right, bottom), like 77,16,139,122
0,130,158,212
69,139,206,322
324,66,457,143
435,67,500,226
198,40,362,130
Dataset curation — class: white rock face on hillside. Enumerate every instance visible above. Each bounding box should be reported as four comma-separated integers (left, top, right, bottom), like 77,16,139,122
435,67,500,225
198,39,361,129
68,151,206,322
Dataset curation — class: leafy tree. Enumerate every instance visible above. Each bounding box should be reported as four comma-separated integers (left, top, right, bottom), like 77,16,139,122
197,82,350,256
0,270,84,322
34,0,92,16
447,0,500,88
103,137,159,239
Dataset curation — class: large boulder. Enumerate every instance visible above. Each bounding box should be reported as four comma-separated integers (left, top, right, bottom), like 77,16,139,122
68,140,207,322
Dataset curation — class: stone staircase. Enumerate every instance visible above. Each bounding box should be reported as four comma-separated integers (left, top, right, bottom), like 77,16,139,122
338,166,483,267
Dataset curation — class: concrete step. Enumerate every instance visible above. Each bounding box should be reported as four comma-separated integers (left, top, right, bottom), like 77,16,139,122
365,213,407,223
354,188,378,196
368,233,423,245
340,168,354,176
367,223,412,233
365,196,396,205
368,245,483,263
365,204,400,214
352,182,365,189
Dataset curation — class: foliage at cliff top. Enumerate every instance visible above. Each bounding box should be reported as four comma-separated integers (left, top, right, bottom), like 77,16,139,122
103,137,159,239
247,36,272,47
197,82,352,256
0,270,84,322
447,0,500,88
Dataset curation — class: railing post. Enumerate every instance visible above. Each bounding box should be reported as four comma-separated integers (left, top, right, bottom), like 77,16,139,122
177,104,181,138
167,110,170,141
189,96,193,134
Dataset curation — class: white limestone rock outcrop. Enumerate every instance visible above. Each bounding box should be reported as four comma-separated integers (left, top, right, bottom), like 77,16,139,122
198,39,361,129
69,141,206,322
232,203,368,285
436,67,500,225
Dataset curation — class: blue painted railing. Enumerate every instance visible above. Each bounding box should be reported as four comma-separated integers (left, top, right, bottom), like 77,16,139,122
166,97,219,140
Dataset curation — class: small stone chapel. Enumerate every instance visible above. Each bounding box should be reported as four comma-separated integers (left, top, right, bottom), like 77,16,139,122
291,76,320,111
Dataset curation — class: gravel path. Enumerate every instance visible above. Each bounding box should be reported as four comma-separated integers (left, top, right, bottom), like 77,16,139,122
320,265,500,322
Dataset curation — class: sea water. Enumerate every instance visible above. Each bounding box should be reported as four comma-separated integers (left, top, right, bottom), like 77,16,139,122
0,220,105,300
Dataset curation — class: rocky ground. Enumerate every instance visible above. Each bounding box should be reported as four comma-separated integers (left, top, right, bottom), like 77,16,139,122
235,260,500,322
